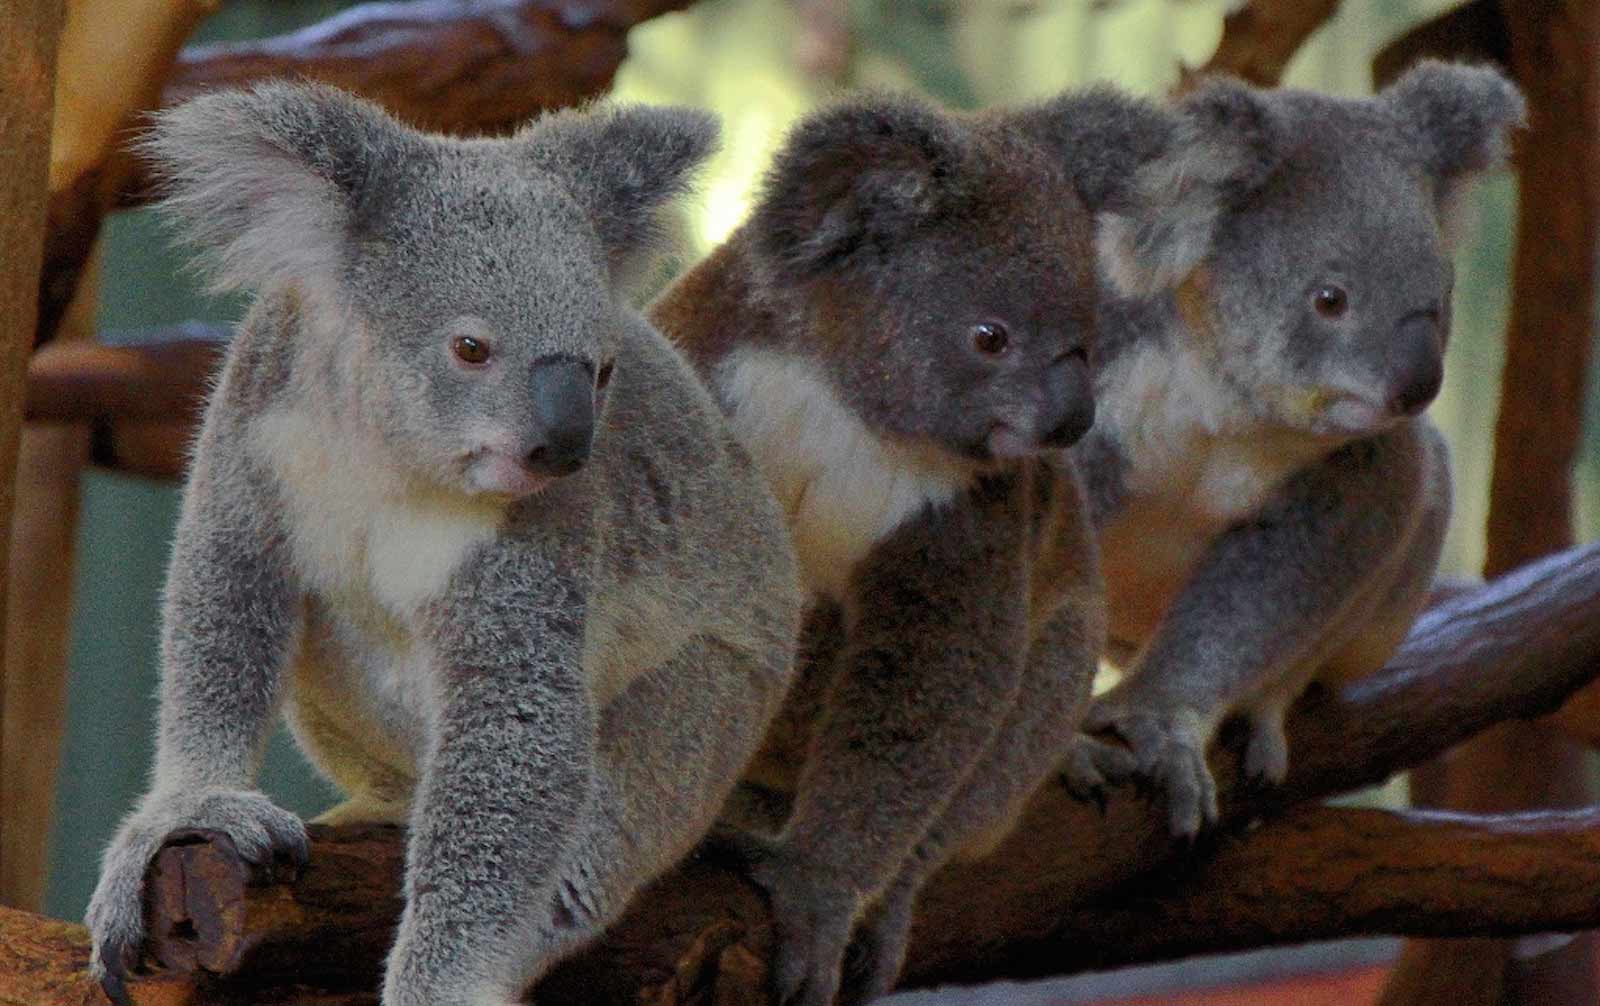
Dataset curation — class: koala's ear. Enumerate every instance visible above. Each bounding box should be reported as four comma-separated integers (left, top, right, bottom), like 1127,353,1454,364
141,81,408,296
524,103,720,270
1383,60,1525,192
1016,80,1285,297
750,94,972,284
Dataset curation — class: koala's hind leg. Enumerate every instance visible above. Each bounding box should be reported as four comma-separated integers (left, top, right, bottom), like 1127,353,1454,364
511,634,793,988
839,600,1113,1006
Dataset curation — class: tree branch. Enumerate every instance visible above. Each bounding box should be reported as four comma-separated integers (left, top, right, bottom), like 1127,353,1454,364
1184,0,1341,88
27,540,1586,1004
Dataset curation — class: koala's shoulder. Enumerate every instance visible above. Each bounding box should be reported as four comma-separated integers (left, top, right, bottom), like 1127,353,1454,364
212,290,305,416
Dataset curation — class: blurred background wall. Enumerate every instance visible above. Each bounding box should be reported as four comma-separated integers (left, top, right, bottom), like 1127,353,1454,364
36,0,1598,992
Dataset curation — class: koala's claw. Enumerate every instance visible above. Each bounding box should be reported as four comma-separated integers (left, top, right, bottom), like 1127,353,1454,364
837,892,916,1006
86,789,308,996
706,830,860,1006
1083,701,1219,837
1242,711,1291,786
1060,733,1139,807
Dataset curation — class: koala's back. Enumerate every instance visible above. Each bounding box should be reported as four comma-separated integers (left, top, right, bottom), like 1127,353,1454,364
582,312,802,703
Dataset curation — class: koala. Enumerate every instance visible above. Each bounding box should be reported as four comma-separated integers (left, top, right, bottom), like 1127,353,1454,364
649,87,1208,1006
83,83,803,1006
1065,61,1526,837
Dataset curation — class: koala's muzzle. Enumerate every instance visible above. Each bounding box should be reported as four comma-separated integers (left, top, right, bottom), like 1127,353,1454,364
1386,314,1445,418
526,358,596,477
1040,354,1096,448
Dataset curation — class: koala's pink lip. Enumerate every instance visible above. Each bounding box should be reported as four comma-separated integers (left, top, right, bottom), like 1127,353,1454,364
1315,395,1393,438
985,424,1036,461
468,452,557,498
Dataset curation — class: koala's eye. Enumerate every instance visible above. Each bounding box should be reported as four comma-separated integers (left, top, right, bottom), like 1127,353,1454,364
596,359,615,391
1312,285,1349,319
972,322,1010,357
451,335,491,365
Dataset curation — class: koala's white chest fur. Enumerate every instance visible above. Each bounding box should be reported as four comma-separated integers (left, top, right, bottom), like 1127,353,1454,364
716,349,967,602
1095,342,1331,648
250,408,505,696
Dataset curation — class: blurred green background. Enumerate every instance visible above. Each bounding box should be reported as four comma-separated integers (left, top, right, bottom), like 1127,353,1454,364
41,0,1599,964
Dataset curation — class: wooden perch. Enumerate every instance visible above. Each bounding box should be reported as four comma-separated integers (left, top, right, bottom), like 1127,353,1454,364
28,539,1586,1004
25,328,226,481
38,0,695,349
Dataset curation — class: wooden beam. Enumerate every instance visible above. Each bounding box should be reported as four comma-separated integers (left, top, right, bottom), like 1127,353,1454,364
0,0,67,908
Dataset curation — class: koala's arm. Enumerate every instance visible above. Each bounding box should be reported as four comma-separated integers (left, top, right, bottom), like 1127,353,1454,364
87,400,308,995
384,533,596,1006
791,479,1029,886
1088,423,1444,834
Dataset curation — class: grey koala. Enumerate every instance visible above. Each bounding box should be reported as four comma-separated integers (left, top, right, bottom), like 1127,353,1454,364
83,82,802,1006
1064,61,1525,836
651,87,1210,1006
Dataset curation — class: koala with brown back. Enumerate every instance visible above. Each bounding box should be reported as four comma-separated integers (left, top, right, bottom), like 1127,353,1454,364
651,87,1211,1006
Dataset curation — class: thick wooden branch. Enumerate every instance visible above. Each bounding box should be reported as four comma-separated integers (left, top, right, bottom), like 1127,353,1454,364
1185,0,1341,88
38,0,694,349
35,540,1587,1003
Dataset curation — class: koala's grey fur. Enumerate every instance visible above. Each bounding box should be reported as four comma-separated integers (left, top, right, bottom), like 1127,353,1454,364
83,82,802,1006
650,86,1204,1006
1064,61,1525,836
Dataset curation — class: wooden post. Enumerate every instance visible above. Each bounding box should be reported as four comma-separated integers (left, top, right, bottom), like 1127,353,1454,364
1381,2,1600,1004
0,0,68,907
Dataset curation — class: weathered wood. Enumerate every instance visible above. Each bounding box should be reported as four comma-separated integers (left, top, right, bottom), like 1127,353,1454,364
1185,0,1341,88
89,542,1600,1001
26,327,226,424
36,0,694,349
0,0,67,909
0,905,110,1006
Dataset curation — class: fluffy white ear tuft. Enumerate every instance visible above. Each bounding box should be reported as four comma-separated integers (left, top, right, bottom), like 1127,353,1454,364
140,81,411,302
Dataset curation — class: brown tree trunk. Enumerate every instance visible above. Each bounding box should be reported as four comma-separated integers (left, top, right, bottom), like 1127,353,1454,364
1383,2,1600,1005
0,0,67,909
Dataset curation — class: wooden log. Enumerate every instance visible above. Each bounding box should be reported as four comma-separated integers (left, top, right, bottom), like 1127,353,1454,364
0,0,67,908
0,905,110,1006
97,541,1600,1000
36,0,694,349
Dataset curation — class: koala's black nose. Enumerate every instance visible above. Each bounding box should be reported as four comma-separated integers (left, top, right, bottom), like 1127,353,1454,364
1040,353,1096,448
527,358,595,477
1387,315,1444,417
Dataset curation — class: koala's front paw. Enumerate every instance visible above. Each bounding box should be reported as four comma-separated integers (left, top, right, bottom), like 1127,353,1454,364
1083,698,1217,837
1060,733,1139,808
86,789,308,1003
838,887,916,1006
709,831,861,1006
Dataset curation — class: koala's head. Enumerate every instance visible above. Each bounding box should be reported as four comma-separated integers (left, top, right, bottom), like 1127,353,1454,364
747,88,1195,464
145,82,716,497
1154,61,1524,438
